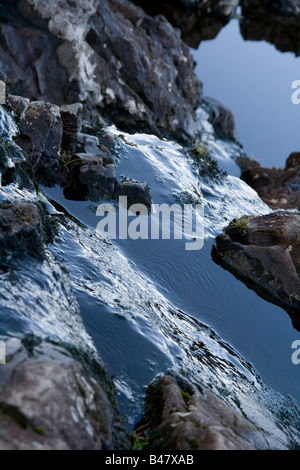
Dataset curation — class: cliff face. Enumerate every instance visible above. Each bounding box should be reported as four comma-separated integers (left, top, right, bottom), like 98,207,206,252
0,0,202,141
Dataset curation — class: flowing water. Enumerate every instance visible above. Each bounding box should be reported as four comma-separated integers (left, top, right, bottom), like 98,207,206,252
1,20,300,449
42,115,300,448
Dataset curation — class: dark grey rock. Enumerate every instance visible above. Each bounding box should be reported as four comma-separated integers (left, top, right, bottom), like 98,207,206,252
0,0,202,142
17,101,63,187
236,155,261,172
79,161,117,201
0,201,55,258
114,181,152,210
6,95,30,122
61,152,118,202
60,103,83,148
204,97,239,142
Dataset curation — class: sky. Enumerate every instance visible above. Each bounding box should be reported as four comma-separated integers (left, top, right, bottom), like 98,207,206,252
193,19,300,169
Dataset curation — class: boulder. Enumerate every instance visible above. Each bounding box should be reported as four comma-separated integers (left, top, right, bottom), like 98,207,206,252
3,91,151,205
6,95,30,122
0,338,129,450
135,374,265,450
0,201,55,258
114,181,152,210
212,211,300,329
17,101,63,186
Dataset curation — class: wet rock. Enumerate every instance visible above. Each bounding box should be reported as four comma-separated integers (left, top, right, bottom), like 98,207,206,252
204,97,239,142
212,211,300,330
0,14,68,103
3,91,151,205
6,95,30,122
17,101,63,187
135,374,266,450
60,103,83,147
60,131,118,201
241,0,300,56
87,0,201,141
0,0,202,142
65,154,117,202
242,152,300,210
0,201,55,258
114,181,152,210
0,338,129,450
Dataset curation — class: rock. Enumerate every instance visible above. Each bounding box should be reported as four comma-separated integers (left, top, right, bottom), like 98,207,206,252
6,95,30,122
212,211,300,330
0,15,69,103
0,0,202,142
87,0,201,141
0,201,55,258
3,91,151,205
236,155,261,172
135,374,265,450
131,0,239,48
77,158,117,202
286,152,300,169
0,338,129,450
240,0,300,56
60,103,83,147
114,181,152,210
204,97,239,142
61,148,118,202
17,101,63,186
242,152,300,210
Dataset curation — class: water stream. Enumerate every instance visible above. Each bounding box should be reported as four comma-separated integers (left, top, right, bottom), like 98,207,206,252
1,17,300,449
